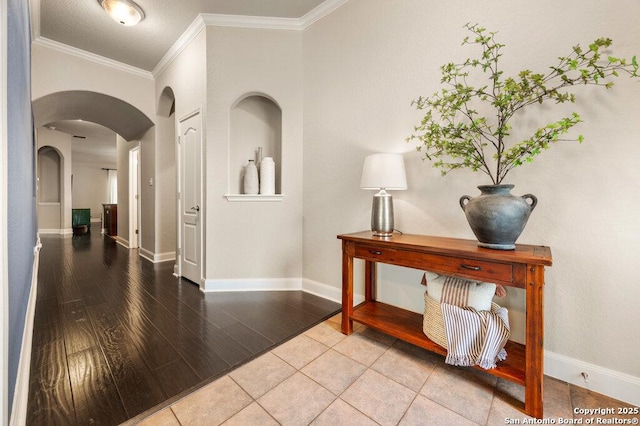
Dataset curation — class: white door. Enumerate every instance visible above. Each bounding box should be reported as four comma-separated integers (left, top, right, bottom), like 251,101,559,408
178,110,202,284
129,147,140,248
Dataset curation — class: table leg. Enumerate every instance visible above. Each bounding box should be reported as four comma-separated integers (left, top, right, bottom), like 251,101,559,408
341,241,354,335
525,265,545,418
365,260,376,302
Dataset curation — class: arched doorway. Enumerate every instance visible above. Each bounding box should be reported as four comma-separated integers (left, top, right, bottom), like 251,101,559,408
32,90,154,240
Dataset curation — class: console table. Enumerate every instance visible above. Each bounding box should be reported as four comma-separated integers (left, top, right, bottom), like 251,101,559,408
338,231,552,418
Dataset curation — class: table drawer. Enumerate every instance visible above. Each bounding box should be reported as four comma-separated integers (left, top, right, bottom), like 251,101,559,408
354,244,513,283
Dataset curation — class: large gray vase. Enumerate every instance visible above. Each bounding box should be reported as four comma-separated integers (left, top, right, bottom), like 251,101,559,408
460,184,537,250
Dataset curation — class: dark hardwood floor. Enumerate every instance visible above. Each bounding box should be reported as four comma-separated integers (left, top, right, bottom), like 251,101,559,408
27,231,340,425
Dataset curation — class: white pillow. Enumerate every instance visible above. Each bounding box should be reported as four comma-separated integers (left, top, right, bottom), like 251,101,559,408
425,274,496,311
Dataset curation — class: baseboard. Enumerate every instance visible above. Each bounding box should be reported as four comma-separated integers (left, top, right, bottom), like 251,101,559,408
139,247,154,263
202,276,366,305
37,228,72,235
545,350,640,406
115,236,129,249
139,249,175,263
9,240,41,425
302,278,365,305
203,277,303,292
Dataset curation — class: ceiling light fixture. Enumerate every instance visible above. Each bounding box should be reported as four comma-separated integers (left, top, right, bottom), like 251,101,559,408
99,0,145,26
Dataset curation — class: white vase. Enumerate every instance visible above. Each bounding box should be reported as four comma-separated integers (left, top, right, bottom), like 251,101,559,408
243,160,259,194
260,157,275,195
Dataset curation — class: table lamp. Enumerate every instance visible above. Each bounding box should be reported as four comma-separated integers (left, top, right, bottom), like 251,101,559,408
360,153,407,237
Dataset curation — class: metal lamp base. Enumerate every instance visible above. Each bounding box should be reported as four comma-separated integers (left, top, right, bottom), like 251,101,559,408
371,190,394,237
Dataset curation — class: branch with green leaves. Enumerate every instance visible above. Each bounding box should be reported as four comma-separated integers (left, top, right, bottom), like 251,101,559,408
407,23,639,184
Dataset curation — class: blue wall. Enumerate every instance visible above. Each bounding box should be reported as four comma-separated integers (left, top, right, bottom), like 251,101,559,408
7,0,36,415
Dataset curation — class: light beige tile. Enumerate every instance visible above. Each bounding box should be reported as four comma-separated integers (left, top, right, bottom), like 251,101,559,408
136,408,181,426
332,332,389,366
272,334,329,369
258,372,336,425
222,402,278,426
488,379,533,425
371,340,436,392
301,349,367,395
171,376,252,425
356,326,397,346
229,352,295,399
341,369,416,426
400,394,476,426
420,365,497,424
311,399,378,426
305,321,347,347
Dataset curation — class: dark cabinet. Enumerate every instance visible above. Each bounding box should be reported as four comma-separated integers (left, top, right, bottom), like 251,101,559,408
103,204,117,237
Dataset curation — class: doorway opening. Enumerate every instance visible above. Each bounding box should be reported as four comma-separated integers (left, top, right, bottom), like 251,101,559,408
129,146,140,248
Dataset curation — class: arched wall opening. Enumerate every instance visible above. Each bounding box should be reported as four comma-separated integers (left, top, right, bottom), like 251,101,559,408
32,90,155,241
229,93,282,195
36,146,63,232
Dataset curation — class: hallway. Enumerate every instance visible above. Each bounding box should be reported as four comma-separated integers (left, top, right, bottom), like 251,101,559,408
27,231,340,425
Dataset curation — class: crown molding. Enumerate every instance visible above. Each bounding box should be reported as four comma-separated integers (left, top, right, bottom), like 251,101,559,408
33,37,153,80
201,13,301,31
152,14,206,78
31,0,350,80
152,0,350,78
300,0,349,29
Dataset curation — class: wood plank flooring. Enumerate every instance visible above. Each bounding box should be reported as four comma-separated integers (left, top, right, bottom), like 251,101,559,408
27,231,340,425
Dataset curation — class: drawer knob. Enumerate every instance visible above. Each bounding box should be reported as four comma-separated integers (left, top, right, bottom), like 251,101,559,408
369,250,383,255
461,264,482,271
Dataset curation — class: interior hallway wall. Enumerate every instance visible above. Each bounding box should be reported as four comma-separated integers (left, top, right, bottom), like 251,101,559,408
302,0,640,387
5,0,36,416
205,25,304,284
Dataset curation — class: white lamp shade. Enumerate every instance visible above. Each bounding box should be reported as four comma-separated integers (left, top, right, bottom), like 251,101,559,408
360,153,407,190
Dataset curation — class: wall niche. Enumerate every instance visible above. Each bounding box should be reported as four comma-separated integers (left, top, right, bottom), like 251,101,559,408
227,94,282,201
37,146,63,229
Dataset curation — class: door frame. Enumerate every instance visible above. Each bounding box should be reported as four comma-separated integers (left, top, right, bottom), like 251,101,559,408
176,107,205,284
128,146,140,249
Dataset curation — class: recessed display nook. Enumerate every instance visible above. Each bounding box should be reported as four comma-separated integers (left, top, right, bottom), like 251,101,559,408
225,94,283,202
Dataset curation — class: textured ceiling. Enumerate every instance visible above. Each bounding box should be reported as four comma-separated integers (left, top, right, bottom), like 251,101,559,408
37,0,328,71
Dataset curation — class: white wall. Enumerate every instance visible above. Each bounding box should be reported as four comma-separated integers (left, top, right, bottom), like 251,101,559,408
303,0,640,391
205,26,304,283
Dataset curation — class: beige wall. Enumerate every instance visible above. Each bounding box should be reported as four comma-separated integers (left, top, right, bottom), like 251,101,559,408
71,161,109,221
205,26,304,282
154,28,207,271
35,127,73,233
303,0,640,381
31,44,155,120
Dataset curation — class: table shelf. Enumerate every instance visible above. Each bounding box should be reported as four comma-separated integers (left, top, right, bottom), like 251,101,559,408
350,300,525,385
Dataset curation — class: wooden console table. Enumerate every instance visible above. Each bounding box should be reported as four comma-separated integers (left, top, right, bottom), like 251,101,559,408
338,231,552,418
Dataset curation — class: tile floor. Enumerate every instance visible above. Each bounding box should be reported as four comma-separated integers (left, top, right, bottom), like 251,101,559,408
129,314,636,426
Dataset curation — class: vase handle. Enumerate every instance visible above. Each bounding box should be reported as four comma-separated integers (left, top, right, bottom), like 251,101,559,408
522,194,538,211
459,195,472,211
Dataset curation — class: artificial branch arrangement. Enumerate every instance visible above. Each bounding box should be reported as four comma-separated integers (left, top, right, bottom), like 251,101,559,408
408,23,639,185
